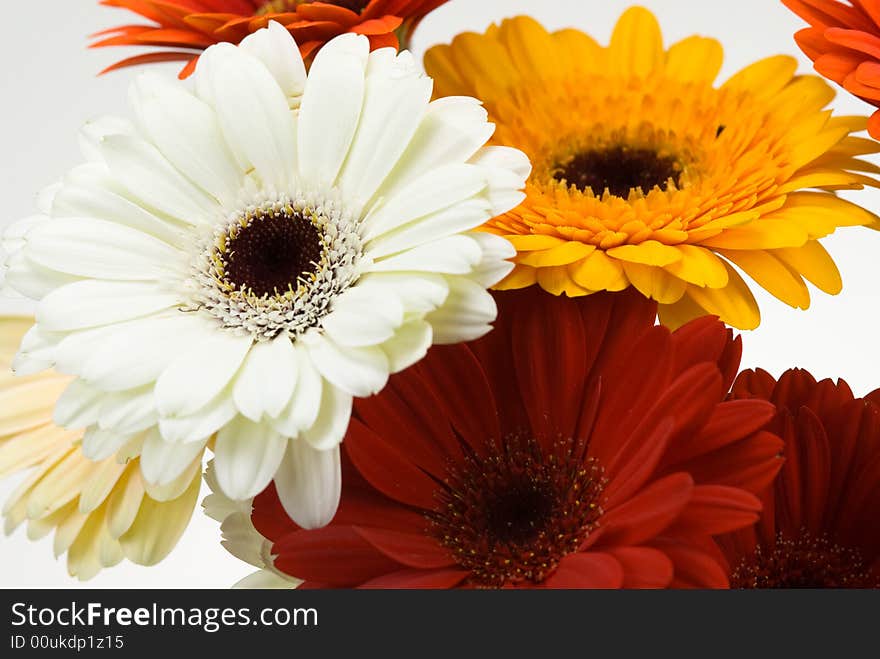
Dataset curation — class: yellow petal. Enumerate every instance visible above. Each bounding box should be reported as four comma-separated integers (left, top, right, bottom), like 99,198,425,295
78,458,127,515
658,292,711,331
609,7,664,77
422,44,470,98
517,241,595,267
568,251,629,291
505,234,566,251
717,249,810,309
0,379,69,436
621,262,687,304
700,220,809,250
119,472,200,566
0,425,71,478
665,245,730,288
772,241,842,295
537,265,591,297
26,450,94,519
552,28,605,75
721,55,798,99
498,16,559,81
687,263,761,330
607,240,682,267
494,264,537,290
665,36,723,84
781,191,880,229
105,464,146,539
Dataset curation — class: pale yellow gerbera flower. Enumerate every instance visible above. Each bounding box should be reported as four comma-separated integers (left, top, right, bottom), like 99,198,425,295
0,317,201,579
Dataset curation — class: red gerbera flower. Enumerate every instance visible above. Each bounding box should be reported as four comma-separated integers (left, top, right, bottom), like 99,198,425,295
250,288,783,589
784,0,880,138
91,0,448,77
718,368,880,588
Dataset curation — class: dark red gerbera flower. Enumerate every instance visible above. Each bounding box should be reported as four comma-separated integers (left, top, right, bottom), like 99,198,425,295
91,0,448,77
784,0,880,138
718,368,880,588
250,288,783,589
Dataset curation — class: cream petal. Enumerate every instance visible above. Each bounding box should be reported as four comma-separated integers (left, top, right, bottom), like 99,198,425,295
273,441,341,530
468,145,532,215
468,232,516,288
4,250,81,302
352,272,449,315
300,383,352,451
78,115,134,163
374,96,494,200
232,334,298,422
303,333,389,397
158,390,238,444
272,346,322,437
336,54,433,204
379,319,433,374
26,217,184,281
97,387,158,435
155,327,253,417
297,33,369,188
361,163,487,241
214,415,287,500
426,277,498,344
81,426,135,462
200,44,298,189
239,21,307,106
369,234,483,275
53,379,104,430
100,133,218,224
37,280,179,332
130,73,243,206
320,285,404,348
139,428,207,486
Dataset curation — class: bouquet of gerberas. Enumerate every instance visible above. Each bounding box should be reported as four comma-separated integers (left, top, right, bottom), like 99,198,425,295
0,0,878,589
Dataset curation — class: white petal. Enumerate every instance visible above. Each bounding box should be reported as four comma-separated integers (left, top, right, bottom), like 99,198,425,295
26,217,183,281
54,164,185,244
53,379,104,429
100,133,218,224
78,115,134,162
370,234,483,275
214,415,287,500
158,390,238,444
232,335,299,422
11,324,58,375
361,163,487,241
81,313,207,391
81,426,134,461
273,441,340,530
320,285,404,348
301,384,352,451
53,325,121,375
303,333,389,397
364,197,491,259
354,272,449,315
36,183,61,215
468,145,531,215
37,280,179,332
155,327,253,417
272,345,321,437
233,570,298,589
468,232,516,287
200,43,298,188
240,22,307,106
297,33,369,187
130,73,243,205
336,54,432,204
139,427,206,486
426,277,498,344
4,249,80,301
375,96,494,200
96,387,158,435
379,319,433,373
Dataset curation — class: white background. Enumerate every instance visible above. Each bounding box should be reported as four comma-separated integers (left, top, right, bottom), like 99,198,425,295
1,0,879,587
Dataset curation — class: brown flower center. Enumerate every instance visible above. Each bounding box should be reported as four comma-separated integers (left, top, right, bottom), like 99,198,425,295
222,207,324,298
257,0,371,14
553,145,684,197
428,434,605,588
731,530,878,589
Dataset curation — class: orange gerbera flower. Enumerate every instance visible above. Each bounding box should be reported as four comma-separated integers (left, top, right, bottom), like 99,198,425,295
784,0,880,139
92,0,448,77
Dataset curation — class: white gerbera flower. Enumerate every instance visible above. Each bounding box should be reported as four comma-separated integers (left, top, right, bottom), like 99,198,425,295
2,23,530,528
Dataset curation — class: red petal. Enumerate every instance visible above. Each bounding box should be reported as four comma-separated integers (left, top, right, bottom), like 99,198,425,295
668,485,761,536
359,568,469,589
543,552,624,589
354,527,454,569
600,472,694,546
607,546,674,589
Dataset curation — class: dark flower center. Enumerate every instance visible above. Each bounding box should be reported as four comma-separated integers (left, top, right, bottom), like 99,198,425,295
428,434,605,588
257,0,370,14
554,145,683,197
223,208,323,298
731,530,878,589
